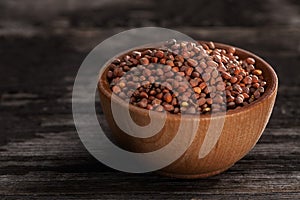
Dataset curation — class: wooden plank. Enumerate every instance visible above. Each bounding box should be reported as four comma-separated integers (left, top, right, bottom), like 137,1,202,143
0,125,298,196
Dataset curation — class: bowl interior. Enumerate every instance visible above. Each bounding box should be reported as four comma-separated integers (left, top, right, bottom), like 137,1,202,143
98,41,278,119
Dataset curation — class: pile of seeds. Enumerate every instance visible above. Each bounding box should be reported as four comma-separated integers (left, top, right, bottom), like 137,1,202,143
106,40,266,114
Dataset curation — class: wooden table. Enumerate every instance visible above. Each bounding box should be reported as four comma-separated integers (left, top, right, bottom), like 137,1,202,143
0,1,299,198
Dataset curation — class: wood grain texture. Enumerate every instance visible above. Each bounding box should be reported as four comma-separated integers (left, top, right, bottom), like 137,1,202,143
0,0,299,197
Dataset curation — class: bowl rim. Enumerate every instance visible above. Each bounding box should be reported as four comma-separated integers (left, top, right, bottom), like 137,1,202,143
98,41,278,120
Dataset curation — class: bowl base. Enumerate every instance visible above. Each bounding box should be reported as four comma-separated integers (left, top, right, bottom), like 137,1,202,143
158,164,234,179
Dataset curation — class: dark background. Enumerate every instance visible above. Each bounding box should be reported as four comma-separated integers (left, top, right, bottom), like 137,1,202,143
0,0,299,199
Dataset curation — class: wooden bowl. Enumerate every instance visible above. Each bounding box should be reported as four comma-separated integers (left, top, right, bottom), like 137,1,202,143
98,41,278,179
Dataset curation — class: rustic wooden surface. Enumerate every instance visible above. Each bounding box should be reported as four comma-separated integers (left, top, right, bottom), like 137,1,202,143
0,0,299,199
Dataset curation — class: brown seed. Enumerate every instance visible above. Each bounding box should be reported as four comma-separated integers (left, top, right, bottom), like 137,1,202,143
164,93,172,103
239,70,247,77
142,50,152,56
140,91,148,98
138,98,148,108
254,90,260,99
172,67,179,72
182,51,190,58
187,58,198,67
242,93,249,99
152,98,162,105
120,62,126,67
247,64,255,72
190,78,199,87
123,65,131,71
165,71,174,78
193,87,202,94
163,65,172,72
243,76,252,84
216,83,225,91
143,69,151,77
233,68,241,75
207,60,218,68
147,104,153,110
222,72,232,80
218,63,227,72
202,73,211,82
180,65,187,72
166,60,174,67
172,80,179,88
192,71,200,78
233,84,243,93
149,96,155,101
206,98,213,105
213,54,222,63
242,86,250,93
211,69,219,78
205,67,213,73
227,95,235,102
197,98,206,106
214,95,224,104
112,59,121,64
260,81,266,87
112,86,121,93
227,47,236,54
113,68,121,77
252,75,259,83
107,71,113,79
139,57,149,65
156,93,163,99
209,78,216,85
178,86,186,93
171,98,178,106
132,51,142,57
252,82,260,89
202,43,209,50
253,69,262,76
175,55,184,63
246,57,255,65
227,101,236,108
208,41,215,49
149,76,155,83
155,50,164,58
258,86,265,93
156,68,164,76
235,95,244,104
199,61,207,69
183,91,192,98
119,82,126,88
162,86,169,93
167,54,175,60
174,61,183,67
199,82,207,90
185,67,193,76
151,57,158,63
160,58,166,64
149,90,156,96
